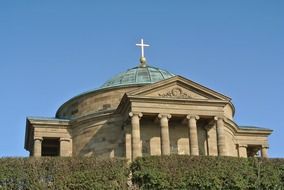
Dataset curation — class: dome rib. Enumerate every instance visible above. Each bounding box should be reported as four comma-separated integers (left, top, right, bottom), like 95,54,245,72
100,65,175,89
158,68,166,78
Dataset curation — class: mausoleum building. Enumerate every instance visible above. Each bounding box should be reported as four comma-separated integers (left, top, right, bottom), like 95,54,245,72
24,39,272,161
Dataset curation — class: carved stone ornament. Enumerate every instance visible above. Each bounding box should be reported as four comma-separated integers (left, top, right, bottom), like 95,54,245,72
158,87,191,99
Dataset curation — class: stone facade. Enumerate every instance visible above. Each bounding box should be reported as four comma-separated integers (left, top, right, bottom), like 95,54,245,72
25,71,272,160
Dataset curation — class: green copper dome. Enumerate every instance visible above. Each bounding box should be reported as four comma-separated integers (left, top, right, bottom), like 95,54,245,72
100,65,175,89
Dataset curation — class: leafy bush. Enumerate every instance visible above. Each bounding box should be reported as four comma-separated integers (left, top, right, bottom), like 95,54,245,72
0,157,129,190
0,156,283,189
131,155,284,190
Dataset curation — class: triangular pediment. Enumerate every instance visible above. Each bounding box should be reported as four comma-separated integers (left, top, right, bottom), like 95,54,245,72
127,76,231,101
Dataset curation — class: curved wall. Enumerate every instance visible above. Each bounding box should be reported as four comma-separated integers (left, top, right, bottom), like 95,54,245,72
71,114,124,157
224,104,234,120
56,86,140,119
224,124,238,156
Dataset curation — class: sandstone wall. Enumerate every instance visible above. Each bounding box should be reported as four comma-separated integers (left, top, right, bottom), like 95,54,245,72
56,86,139,119
71,115,124,157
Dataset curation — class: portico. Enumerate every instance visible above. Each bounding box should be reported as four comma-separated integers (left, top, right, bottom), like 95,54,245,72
118,76,271,161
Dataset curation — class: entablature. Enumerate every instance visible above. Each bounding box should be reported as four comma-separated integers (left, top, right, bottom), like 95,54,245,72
120,95,227,117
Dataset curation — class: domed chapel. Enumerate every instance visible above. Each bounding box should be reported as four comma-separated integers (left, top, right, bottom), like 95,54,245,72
25,39,272,160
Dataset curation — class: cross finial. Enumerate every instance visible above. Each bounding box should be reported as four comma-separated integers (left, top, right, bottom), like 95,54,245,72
136,39,150,67
136,38,149,58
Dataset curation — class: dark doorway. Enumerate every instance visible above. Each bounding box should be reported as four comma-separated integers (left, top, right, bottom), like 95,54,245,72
42,138,60,156
247,145,260,157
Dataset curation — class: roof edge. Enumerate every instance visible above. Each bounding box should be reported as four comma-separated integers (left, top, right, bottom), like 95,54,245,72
55,84,146,118
239,125,273,131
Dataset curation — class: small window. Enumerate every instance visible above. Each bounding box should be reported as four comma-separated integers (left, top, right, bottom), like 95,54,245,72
42,138,60,156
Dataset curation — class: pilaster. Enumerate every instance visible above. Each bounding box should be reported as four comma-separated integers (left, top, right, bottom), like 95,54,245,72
124,121,132,161
238,144,247,158
60,138,71,157
205,121,218,156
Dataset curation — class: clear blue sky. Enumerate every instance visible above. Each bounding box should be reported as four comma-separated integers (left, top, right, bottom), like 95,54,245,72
0,1,283,157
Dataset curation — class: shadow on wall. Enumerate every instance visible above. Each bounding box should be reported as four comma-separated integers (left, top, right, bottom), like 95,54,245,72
169,121,190,155
77,115,125,158
140,116,206,156
140,118,161,156
77,115,210,158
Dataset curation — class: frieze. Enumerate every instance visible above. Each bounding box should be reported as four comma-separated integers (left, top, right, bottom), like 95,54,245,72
158,87,191,99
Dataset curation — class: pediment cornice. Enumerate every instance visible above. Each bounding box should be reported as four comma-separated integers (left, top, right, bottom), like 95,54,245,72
127,75,231,101
115,75,235,116
126,95,229,106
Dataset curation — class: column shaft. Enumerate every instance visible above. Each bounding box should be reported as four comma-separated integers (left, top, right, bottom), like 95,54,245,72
130,112,143,160
159,114,171,155
187,115,199,156
261,147,268,158
33,137,43,157
215,117,227,156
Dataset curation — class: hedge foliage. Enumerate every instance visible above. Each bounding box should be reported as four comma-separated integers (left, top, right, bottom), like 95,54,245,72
0,157,129,190
131,156,284,190
0,156,283,189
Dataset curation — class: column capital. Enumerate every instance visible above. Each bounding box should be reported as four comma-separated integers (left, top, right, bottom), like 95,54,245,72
214,116,224,121
238,144,248,148
60,138,70,142
262,145,269,149
158,113,171,119
186,115,200,120
34,137,43,141
129,112,143,118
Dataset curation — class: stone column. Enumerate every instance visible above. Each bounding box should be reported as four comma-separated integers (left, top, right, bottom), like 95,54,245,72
215,117,227,156
187,115,200,156
129,112,143,160
33,137,43,157
158,114,171,155
238,144,247,158
60,138,71,157
261,146,268,158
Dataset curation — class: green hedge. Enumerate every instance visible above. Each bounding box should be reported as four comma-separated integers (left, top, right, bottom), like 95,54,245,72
0,157,129,190
0,156,283,189
131,156,284,190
